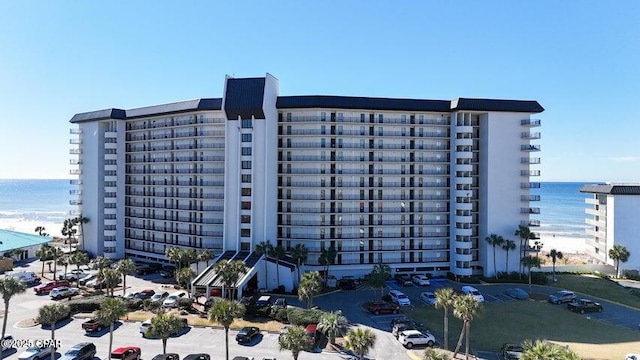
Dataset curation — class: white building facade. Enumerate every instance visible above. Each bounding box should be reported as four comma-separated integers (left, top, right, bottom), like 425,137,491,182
580,184,640,271
69,74,543,282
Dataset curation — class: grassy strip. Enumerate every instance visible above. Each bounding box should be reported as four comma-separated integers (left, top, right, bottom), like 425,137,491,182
553,274,640,309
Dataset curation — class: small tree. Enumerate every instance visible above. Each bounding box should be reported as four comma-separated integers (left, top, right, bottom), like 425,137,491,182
521,255,542,294
422,348,449,360
485,234,505,278
213,260,247,300
97,267,121,296
609,244,630,278
37,303,70,360
344,327,376,360
289,243,309,284
74,216,90,251
365,262,391,299
452,295,483,360
255,240,273,289
318,246,337,286
145,312,186,356
522,339,582,360
0,277,26,346
175,267,196,296
196,249,212,273
49,247,65,279
317,310,348,345
515,225,537,274
501,239,517,274
96,297,127,360
35,244,51,277
269,244,286,288
115,259,136,296
547,249,563,282
208,299,245,360
298,271,322,309
434,287,457,350
278,325,307,360
91,256,112,270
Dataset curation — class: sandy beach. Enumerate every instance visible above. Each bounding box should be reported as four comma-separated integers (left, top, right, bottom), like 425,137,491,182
0,218,63,237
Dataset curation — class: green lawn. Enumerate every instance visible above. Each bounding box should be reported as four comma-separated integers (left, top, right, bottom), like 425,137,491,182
552,274,640,309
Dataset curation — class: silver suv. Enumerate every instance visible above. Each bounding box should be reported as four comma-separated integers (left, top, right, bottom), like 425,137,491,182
548,290,577,304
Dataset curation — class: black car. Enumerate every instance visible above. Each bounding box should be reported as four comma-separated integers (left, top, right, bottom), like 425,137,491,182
338,277,356,290
567,299,603,313
159,265,176,278
501,343,524,360
396,275,412,287
183,354,210,360
235,326,261,343
152,354,180,360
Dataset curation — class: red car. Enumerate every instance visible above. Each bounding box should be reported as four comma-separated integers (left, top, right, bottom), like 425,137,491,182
111,346,141,360
366,301,400,315
34,280,70,295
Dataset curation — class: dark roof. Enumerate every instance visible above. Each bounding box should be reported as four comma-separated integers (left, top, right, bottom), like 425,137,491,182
70,99,222,123
452,98,544,113
224,77,266,119
276,95,451,112
580,184,640,195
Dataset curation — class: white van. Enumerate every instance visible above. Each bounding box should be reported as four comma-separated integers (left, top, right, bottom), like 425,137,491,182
461,286,485,302
6,271,39,285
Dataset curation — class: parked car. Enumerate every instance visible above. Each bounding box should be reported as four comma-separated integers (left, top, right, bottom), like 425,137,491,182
50,287,79,300
501,343,525,360
7,271,41,286
78,273,97,286
338,277,357,290
420,291,437,305
304,323,317,348
231,357,254,360
461,286,484,302
398,330,435,348
162,291,187,308
59,270,85,281
111,346,141,360
159,265,176,278
255,295,273,307
152,354,180,360
272,298,287,310
235,326,261,343
135,289,156,300
150,291,169,303
82,318,106,333
86,277,122,289
140,318,188,337
392,322,419,338
18,345,55,360
183,354,210,360
389,290,411,306
135,265,156,276
60,342,96,360
412,275,430,286
548,290,577,304
504,288,529,300
396,274,413,287
34,280,70,295
366,301,399,315
567,299,603,313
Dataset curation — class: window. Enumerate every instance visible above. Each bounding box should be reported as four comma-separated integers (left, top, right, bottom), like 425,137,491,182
241,119,252,128
242,134,252,142
241,215,251,223
241,229,251,237
242,147,252,156
242,161,252,169
241,174,252,183
242,188,252,196
321,112,326,121
241,201,251,210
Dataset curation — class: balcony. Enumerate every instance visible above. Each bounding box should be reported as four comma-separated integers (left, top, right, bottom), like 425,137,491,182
521,132,541,139
521,182,541,189
585,198,600,205
69,149,82,155
521,170,541,177
521,119,541,127
521,144,541,152
69,128,82,134
69,139,81,144
521,157,541,164
69,199,82,205
585,208,605,216
521,207,541,214
521,195,541,202
521,220,540,227
70,169,82,175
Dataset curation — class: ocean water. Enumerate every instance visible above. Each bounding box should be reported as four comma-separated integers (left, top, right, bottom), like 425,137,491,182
0,179,591,250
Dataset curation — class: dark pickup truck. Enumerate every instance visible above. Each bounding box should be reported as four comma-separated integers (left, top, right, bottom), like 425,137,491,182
82,318,106,333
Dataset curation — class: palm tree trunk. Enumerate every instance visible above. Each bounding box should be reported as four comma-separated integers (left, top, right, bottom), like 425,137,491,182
443,310,449,350
505,250,510,273
493,246,498,278
79,223,84,251
1,301,9,347
528,269,532,294
162,339,167,356
552,261,556,282
275,259,280,286
41,262,45,277
453,320,466,357
465,321,470,360
224,327,229,360
123,276,127,296
50,327,55,360
297,259,302,284
108,323,114,360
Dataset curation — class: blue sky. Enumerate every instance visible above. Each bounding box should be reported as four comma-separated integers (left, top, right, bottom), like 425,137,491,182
1,1,638,182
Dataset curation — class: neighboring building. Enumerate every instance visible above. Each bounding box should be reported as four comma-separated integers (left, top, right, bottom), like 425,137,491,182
580,183,640,270
0,229,52,265
69,73,543,295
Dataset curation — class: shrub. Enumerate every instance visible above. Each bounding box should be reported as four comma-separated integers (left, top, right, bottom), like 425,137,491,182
178,297,193,310
67,295,105,313
286,308,325,326
271,307,289,323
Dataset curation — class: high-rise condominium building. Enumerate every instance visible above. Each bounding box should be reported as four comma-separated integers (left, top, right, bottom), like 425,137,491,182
69,74,543,289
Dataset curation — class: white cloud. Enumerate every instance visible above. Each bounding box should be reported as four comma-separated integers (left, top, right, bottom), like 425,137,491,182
610,156,640,163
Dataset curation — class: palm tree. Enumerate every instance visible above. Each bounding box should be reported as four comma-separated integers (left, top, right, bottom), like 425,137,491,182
278,325,307,360
175,267,196,296
61,218,78,253
196,249,212,273
515,225,536,274
485,234,505,278
547,249,563,282
422,348,449,360
289,243,308,284
269,244,286,287
318,310,347,345
49,247,65,280
96,297,127,360
213,260,247,300
35,226,49,237
609,244,631,278
35,244,51,277
97,267,121,296
115,259,136,296
0,277,26,345
91,256,112,270
452,294,483,360
434,287,457,350
522,339,582,360
145,312,186,356
344,327,376,360
165,247,184,268
70,251,90,272
318,246,337,286
74,216,89,251
37,303,70,360
57,255,70,281
298,271,322,309
208,299,245,360
521,255,542,294
365,262,391,299
255,240,273,289
502,239,517,274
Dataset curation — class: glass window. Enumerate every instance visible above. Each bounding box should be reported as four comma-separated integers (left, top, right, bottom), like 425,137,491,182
241,201,251,210
241,215,251,223
241,119,252,128
241,229,251,237
241,161,252,169
241,174,252,183
241,147,252,156
242,188,252,196
242,134,252,142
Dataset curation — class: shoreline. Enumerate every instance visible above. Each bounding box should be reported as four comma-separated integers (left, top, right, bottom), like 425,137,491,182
0,219,63,237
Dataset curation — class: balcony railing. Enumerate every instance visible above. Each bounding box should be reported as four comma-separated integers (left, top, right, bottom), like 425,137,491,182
521,195,541,201
521,144,541,151
521,132,541,139
521,207,541,214
521,119,541,126
521,157,541,164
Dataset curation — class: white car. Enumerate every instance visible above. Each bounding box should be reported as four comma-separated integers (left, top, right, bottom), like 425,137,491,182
420,291,437,305
50,287,79,300
18,345,54,360
412,275,430,286
398,329,435,348
163,291,187,308
461,286,485,302
389,290,411,306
